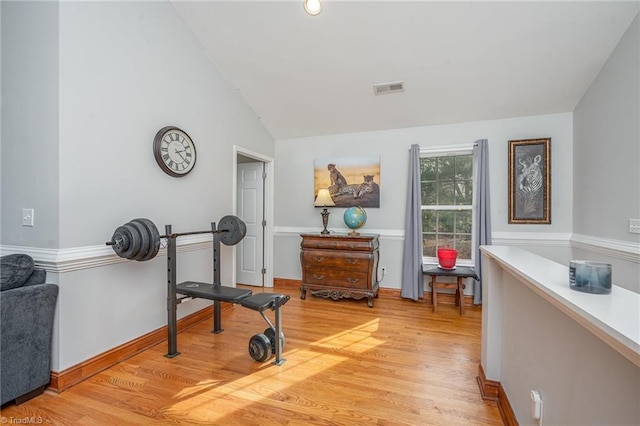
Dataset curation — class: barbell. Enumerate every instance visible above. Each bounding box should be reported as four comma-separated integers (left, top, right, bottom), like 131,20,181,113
106,216,246,261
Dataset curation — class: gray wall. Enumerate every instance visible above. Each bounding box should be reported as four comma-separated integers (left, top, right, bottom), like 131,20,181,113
1,1,275,371
572,14,640,292
573,14,639,243
57,2,274,248
1,1,60,248
274,113,574,290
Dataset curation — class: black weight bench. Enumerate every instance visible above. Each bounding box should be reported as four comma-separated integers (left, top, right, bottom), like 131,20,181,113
170,282,289,365
176,281,252,334
164,222,289,365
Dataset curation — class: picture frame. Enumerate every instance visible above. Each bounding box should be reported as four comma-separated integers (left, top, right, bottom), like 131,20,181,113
508,138,551,224
314,156,381,208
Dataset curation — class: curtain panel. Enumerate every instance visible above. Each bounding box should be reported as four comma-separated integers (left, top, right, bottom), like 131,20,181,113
400,144,424,300
473,139,492,304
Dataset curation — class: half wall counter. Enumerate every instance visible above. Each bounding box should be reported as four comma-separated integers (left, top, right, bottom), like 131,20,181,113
479,245,639,425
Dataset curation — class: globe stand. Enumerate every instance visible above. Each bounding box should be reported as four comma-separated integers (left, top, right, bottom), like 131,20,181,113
320,208,330,235
344,206,367,237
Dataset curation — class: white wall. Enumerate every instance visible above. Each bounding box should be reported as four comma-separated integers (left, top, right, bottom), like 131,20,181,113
274,113,574,290
1,1,275,371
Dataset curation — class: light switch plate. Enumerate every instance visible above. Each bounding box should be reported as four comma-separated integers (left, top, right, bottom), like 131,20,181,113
22,208,34,227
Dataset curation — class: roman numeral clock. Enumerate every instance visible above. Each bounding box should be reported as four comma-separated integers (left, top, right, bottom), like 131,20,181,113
153,126,197,177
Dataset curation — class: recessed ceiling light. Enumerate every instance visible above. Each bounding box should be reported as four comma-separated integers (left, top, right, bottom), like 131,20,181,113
304,0,322,16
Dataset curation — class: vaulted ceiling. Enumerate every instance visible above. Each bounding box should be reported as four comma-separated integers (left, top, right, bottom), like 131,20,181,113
172,1,639,140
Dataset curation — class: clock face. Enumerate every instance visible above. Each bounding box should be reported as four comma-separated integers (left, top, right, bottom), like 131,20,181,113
153,126,196,177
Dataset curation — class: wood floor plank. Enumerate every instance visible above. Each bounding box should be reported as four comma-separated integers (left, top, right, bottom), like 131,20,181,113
0,285,502,425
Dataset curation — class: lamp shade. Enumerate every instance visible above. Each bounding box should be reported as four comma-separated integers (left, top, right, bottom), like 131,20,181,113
314,188,335,207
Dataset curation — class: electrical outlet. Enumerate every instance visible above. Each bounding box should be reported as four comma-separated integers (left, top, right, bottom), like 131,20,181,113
378,266,387,283
530,390,543,422
22,208,35,227
629,219,640,234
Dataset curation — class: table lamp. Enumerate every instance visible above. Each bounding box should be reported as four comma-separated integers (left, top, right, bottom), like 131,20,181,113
314,188,335,234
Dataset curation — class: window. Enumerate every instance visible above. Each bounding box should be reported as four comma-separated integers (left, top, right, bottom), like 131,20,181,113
420,153,473,262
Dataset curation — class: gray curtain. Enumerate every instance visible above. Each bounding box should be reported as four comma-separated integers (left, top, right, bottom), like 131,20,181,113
401,144,424,300
473,139,491,305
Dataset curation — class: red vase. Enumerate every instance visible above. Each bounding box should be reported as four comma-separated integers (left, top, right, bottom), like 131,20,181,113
437,248,458,269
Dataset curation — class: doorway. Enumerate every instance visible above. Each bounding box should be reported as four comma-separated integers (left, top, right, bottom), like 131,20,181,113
233,146,274,288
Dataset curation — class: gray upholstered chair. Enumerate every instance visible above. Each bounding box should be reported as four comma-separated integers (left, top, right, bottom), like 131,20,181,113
1,254,58,405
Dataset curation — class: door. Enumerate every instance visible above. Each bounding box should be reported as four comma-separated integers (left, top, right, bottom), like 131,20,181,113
236,161,265,286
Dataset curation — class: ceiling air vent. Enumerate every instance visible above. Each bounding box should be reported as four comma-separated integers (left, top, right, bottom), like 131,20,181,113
373,81,405,95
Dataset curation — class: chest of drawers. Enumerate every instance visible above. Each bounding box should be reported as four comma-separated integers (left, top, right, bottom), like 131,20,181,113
300,233,380,307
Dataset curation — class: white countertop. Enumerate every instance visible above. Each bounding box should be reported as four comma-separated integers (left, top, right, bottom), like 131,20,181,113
480,245,640,367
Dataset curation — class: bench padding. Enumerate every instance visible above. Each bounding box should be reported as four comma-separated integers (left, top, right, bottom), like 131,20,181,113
176,281,252,303
241,293,289,311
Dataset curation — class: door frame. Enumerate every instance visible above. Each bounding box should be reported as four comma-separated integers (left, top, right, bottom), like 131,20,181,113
232,145,274,288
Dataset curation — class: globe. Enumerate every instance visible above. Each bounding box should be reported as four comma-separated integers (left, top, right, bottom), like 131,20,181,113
343,206,367,235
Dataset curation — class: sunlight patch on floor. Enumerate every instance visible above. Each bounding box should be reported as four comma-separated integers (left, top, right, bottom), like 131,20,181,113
310,318,383,353
165,318,385,422
173,379,224,399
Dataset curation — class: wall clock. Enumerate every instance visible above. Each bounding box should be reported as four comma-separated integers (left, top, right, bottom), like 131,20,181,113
153,126,197,177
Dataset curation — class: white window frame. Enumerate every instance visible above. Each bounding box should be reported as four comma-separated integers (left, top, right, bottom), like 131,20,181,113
420,144,475,267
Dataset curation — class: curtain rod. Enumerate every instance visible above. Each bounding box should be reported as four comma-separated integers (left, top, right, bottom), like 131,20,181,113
418,142,476,154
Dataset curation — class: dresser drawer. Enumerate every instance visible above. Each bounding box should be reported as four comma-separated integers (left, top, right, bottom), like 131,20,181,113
303,268,370,289
301,250,371,271
301,236,377,251
299,233,380,307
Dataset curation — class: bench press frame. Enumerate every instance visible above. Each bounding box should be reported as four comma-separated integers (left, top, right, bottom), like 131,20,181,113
164,222,287,365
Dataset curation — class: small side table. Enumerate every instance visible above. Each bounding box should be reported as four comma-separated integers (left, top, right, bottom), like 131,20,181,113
422,265,478,315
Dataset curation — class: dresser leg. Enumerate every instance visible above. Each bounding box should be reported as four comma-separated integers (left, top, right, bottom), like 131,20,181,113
300,287,307,300
367,295,374,308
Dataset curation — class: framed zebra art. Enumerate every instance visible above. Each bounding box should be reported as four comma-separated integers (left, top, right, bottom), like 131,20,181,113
508,138,551,224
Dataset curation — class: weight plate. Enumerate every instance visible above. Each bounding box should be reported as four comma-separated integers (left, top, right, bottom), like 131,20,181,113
218,215,247,246
128,220,150,261
264,327,285,354
248,333,272,362
110,226,131,258
122,223,141,260
132,218,160,261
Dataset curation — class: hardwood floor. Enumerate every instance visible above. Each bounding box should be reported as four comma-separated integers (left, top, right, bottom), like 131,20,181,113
1,285,502,425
